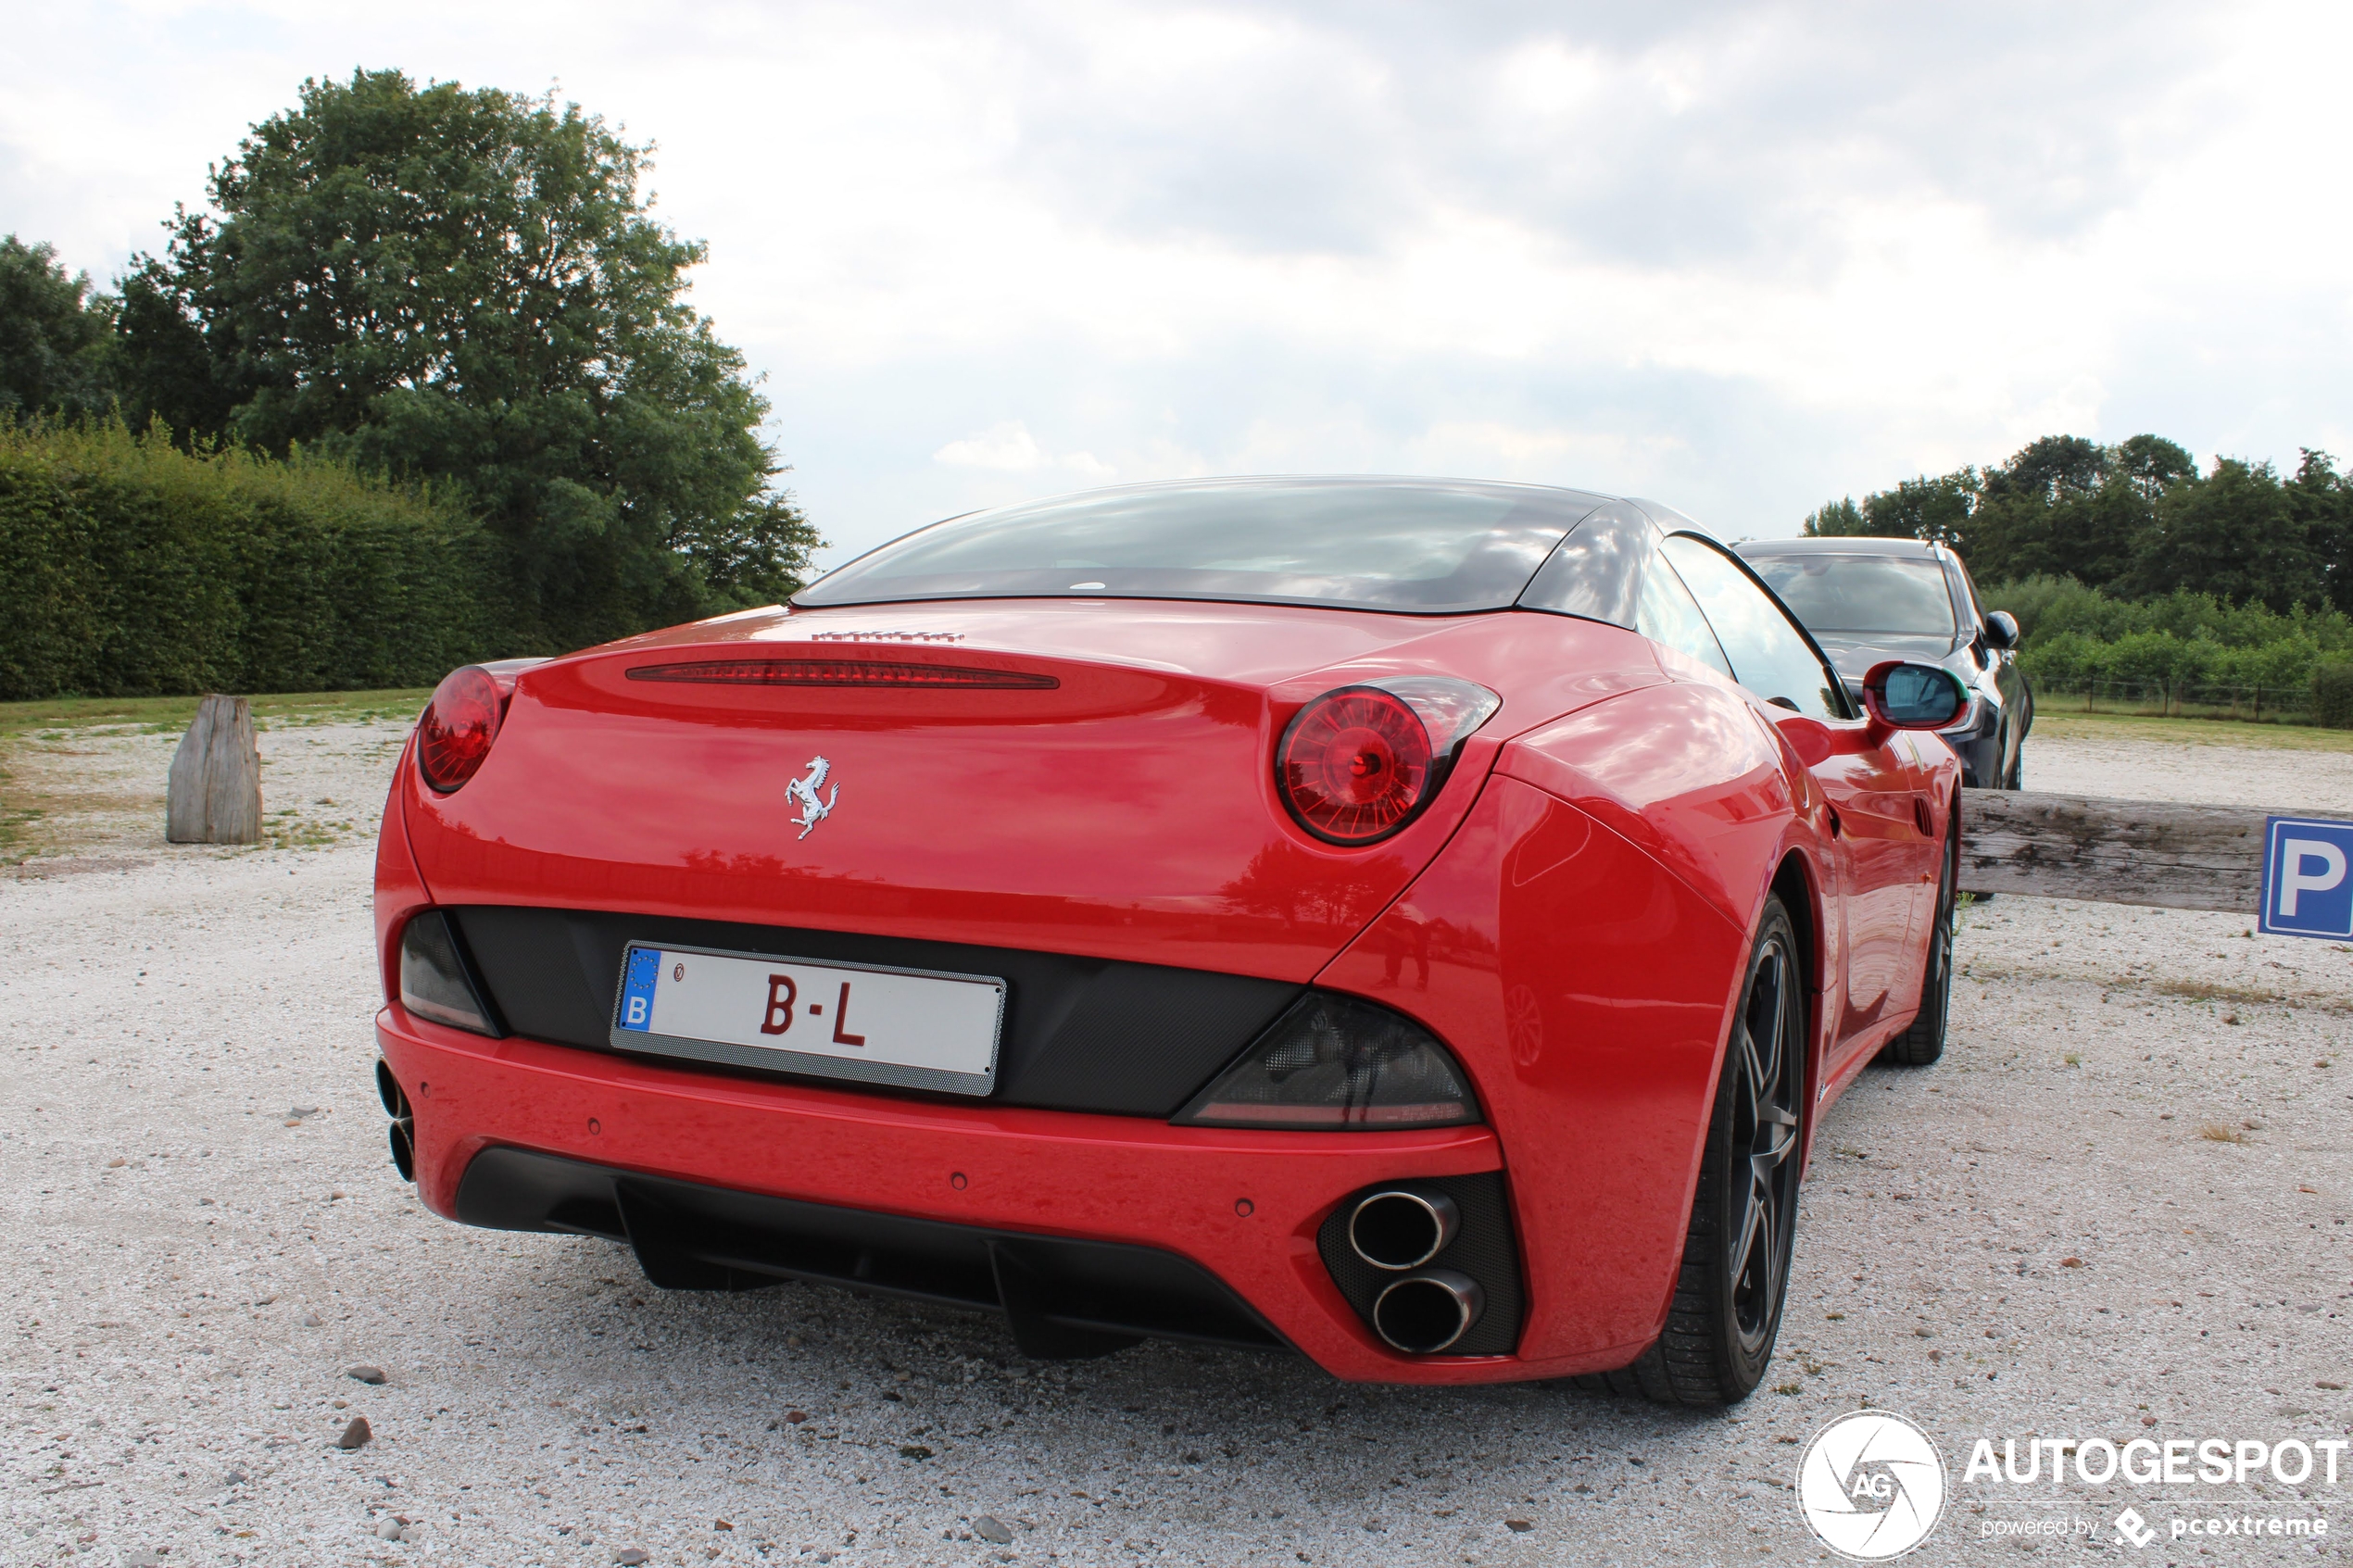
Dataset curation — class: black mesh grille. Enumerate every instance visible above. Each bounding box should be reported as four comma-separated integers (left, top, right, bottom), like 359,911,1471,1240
1315,1173,1524,1356
447,905,1302,1117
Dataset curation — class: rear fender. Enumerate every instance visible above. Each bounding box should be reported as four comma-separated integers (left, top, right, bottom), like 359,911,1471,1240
1494,682,1799,932
1315,775,1749,1365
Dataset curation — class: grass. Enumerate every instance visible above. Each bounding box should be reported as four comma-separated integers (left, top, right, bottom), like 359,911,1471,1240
0,688,430,741
2031,707,2353,753
2199,1123,2247,1143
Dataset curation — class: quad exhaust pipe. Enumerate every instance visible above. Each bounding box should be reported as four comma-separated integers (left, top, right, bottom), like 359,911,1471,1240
376,1059,416,1183
1345,1186,1484,1352
1371,1269,1485,1354
1348,1187,1460,1271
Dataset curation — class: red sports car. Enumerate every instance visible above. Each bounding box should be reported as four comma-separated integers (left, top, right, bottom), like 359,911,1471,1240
372,477,1965,1404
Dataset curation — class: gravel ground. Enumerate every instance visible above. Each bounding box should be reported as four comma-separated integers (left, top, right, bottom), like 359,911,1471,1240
2022,733,2353,814
3,726,2349,1566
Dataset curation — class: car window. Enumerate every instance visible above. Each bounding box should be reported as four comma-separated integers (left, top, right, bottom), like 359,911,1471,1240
1658,535,1846,719
1743,554,1957,637
797,479,1605,614
1635,551,1733,678
1944,558,1983,630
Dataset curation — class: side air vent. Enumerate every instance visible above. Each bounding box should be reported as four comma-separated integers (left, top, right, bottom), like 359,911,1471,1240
625,659,1059,689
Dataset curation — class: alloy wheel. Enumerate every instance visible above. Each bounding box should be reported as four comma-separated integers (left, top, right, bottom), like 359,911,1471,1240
1729,934,1802,1355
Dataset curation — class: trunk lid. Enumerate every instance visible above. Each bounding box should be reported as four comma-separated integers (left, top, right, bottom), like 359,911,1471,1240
403,599,1657,982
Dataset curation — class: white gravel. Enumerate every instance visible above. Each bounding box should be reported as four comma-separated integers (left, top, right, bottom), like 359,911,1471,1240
3,727,2349,1566
2023,732,2353,815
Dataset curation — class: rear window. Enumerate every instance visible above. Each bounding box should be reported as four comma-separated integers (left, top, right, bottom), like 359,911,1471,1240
795,479,1604,614
1744,553,1957,638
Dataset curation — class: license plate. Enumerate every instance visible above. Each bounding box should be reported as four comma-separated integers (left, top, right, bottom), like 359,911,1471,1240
610,942,1005,1096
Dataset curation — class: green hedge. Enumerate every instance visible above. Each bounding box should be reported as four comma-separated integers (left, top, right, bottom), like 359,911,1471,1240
2316,664,2353,729
1988,575,2353,724
0,420,513,699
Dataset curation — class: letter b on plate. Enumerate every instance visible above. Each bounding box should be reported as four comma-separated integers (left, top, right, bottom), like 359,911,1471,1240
2260,817,2353,939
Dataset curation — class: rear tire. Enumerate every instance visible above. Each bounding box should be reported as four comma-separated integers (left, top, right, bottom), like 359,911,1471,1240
1880,811,1957,1067
1574,897,1805,1406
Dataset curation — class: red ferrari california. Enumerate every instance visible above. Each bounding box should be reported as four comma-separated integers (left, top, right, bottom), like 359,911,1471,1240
372,477,1965,1404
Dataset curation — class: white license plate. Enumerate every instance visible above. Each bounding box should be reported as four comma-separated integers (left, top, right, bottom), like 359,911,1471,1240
610,943,1005,1096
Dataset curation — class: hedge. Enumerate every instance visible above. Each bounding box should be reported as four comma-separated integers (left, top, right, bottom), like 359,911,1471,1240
0,420,513,699
2316,663,2353,729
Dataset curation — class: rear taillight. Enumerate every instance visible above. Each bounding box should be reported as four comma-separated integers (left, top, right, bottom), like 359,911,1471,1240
417,666,505,792
1277,677,1500,846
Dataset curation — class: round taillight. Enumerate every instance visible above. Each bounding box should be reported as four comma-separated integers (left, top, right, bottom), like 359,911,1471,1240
1278,685,1435,845
418,666,505,792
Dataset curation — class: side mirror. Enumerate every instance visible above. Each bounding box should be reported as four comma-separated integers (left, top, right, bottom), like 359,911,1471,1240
1861,660,1967,731
1982,610,2020,650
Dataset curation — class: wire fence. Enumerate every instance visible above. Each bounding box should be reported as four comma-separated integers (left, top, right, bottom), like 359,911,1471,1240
2034,677,2322,724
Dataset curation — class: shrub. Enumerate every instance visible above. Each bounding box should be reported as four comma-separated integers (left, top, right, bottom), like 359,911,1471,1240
0,419,514,699
2316,662,2353,729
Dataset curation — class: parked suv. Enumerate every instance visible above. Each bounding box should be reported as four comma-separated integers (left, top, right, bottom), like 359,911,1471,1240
1736,536,2032,789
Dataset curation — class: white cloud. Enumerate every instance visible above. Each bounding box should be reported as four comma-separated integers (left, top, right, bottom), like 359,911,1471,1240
931,421,1114,480
5,0,2351,564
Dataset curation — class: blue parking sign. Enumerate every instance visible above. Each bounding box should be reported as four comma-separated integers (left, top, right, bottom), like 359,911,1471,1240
2260,817,2353,939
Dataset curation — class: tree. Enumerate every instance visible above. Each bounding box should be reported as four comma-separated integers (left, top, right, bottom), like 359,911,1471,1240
2287,449,2353,613
1802,497,1867,536
2128,458,2325,611
1984,434,2107,506
116,69,817,649
2112,433,2197,500
1863,470,1977,546
0,235,120,419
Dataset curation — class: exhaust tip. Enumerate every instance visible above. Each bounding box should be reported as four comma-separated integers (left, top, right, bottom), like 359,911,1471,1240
1372,1269,1484,1354
1348,1188,1460,1271
388,1121,416,1183
375,1058,407,1118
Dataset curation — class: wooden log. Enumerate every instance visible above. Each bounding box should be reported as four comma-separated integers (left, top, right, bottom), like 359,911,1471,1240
1958,788,2271,913
165,694,262,845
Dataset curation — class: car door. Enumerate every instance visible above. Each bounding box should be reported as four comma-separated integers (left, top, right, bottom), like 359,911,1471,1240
1657,535,1932,1075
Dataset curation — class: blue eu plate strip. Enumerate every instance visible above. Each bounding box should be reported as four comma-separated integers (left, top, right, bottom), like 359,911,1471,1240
618,947,661,1031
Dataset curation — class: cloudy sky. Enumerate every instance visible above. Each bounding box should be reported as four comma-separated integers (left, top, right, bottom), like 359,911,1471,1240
5,0,2348,565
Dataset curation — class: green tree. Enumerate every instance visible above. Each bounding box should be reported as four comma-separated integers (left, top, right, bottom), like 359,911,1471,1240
1863,470,1977,546
2111,433,2197,500
2128,458,2324,611
116,69,818,649
1965,436,2120,585
2287,448,2353,614
1801,497,1867,536
0,236,120,419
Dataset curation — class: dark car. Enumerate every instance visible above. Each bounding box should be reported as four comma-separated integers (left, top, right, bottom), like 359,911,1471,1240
1735,536,2032,789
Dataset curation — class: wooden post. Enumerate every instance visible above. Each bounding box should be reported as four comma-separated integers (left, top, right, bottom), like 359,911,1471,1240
1958,788,2271,913
165,695,262,845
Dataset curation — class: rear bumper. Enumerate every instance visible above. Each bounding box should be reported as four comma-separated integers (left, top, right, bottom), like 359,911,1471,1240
378,1006,1617,1384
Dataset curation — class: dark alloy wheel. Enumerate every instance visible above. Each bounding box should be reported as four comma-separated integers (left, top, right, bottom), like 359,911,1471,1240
1881,804,1957,1067
1575,897,1806,1406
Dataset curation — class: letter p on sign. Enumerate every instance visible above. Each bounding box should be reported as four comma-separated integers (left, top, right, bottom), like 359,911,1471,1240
2261,816,2353,938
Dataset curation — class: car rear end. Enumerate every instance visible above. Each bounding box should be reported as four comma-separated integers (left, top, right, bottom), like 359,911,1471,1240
369,479,1708,1382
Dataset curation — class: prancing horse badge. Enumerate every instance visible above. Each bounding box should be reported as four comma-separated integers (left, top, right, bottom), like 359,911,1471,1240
787,756,837,839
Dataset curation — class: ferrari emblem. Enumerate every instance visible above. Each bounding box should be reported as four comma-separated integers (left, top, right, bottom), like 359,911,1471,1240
787,756,837,839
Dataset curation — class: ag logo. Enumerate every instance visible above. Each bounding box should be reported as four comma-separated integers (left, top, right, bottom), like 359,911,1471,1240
1795,1409,1946,1560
